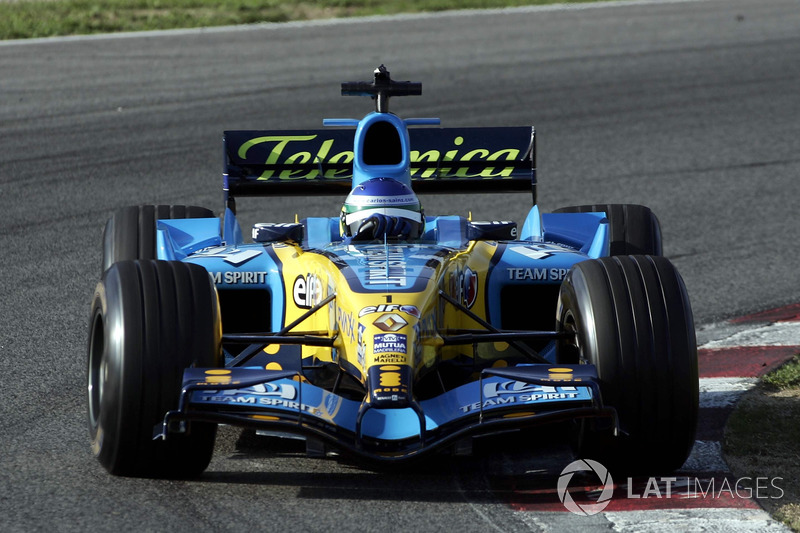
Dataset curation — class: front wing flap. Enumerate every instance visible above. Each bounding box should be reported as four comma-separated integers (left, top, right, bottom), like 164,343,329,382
155,364,617,461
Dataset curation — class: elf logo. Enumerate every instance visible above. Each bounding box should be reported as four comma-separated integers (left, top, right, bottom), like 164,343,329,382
358,304,420,318
293,274,323,309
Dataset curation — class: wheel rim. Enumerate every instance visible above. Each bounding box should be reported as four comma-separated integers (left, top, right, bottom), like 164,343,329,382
560,310,582,364
87,310,106,429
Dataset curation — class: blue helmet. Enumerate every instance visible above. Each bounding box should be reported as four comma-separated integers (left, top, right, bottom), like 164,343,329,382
341,178,424,240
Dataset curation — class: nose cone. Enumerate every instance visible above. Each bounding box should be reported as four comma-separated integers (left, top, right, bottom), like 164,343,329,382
357,299,428,409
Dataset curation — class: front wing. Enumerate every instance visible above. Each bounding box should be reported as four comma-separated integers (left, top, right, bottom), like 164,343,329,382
155,364,618,461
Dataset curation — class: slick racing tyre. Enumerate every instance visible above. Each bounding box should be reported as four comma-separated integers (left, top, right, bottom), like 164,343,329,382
102,204,214,273
553,204,662,256
87,260,222,477
556,255,698,474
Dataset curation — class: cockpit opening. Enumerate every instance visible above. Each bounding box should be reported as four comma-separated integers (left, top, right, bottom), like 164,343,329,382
362,120,402,165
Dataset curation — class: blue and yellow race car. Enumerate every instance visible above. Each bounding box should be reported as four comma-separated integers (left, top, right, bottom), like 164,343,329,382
86,66,698,478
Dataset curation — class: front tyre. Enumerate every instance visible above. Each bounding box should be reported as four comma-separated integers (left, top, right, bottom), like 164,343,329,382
556,255,698,474
87,260,222,477
102,204,215,273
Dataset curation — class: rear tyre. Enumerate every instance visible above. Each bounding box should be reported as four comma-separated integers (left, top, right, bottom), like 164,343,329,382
556,255,698,474
553,204,662,256
87,260,222,477
102,204,214,273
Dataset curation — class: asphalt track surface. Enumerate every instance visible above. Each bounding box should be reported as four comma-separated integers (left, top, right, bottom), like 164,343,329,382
1,0,799,531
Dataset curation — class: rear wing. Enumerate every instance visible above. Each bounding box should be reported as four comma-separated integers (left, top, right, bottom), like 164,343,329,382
223,126,537,209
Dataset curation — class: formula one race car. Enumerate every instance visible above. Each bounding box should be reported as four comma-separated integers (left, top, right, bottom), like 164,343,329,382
87,66,698,478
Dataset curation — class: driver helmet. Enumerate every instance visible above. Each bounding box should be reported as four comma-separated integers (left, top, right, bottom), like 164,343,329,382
341,178,424,239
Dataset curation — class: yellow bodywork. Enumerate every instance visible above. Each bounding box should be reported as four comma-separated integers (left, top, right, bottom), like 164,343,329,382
268,240,505,391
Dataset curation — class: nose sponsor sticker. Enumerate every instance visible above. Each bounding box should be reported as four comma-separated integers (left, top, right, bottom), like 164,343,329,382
373,333,407,354
373,312,408,332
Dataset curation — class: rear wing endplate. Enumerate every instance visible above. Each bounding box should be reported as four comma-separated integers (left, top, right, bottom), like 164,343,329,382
223,126,536,208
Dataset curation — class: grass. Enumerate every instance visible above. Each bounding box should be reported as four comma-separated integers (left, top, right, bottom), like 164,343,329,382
724,355,800,531
763,355,800,390
0,0,608,40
